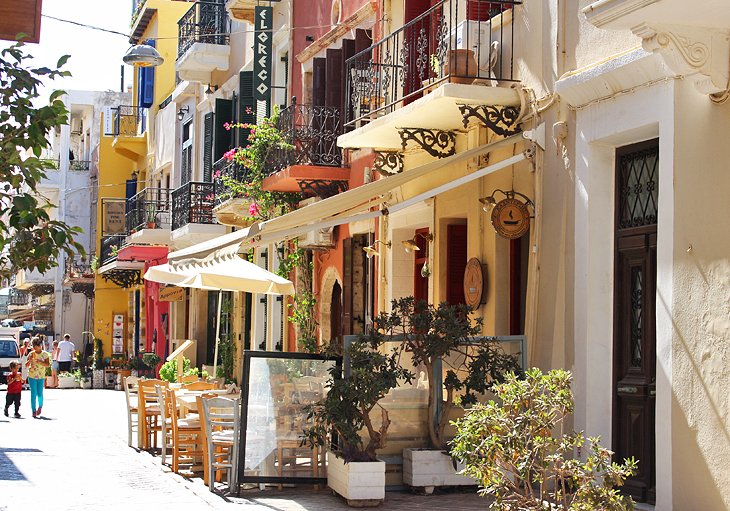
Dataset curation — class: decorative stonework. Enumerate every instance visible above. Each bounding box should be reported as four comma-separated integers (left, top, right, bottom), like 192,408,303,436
632,24,730,95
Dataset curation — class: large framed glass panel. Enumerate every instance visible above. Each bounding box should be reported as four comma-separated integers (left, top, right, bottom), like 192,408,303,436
238,351,340,487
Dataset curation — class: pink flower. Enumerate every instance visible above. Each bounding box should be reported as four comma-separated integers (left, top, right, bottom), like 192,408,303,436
245,107,253,115
248,202,260,217
223,122,231,131
223,148,237,162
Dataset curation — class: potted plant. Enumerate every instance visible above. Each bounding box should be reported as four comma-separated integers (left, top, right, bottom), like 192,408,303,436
374,297,520,491
451,369,637,510
144,203,158,229
302,337,412,506
57,371,77,389
91,336,105,388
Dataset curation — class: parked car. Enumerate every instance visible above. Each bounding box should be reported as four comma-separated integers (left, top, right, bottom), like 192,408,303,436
0,337,20,384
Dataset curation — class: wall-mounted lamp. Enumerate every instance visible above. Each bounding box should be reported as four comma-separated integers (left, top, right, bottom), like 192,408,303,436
363,240,391,259
131,170,138,179
206,84,219,95
401,232,433,253
177,106,189,121
479,189,535,213
122,44,164,67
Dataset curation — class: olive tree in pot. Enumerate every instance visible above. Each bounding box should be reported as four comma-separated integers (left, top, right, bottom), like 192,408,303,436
302,337,413,507
451,369,637,510
376,297,521,491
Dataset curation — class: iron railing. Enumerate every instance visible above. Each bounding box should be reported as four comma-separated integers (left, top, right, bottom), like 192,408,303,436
345,0,519,126
111,105,147,137
268,98,344,175
125,187,171,232
177,1,229,59
65,255,94,279
70,160,91,171
213,158,249,206
8,289,30,307
101,235,126,265
171,181,217,230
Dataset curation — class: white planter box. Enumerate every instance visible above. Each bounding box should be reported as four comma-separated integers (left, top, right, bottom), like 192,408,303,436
327,453,385,506
57,376,77,389
402,448,476,490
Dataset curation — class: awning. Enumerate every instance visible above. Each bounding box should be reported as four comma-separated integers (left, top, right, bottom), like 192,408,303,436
167,133,527,261
144,251,294,295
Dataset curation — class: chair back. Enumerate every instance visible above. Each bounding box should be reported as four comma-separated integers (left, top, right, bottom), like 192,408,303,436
183,381,218,391
138,379,168,411
124,375,140,409
181,374,199,384
164,387,179,432
156,385,173,424
203,396,240,441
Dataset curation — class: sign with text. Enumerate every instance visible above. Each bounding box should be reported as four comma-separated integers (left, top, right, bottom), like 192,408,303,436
103,200,126,234
254,6,273,121
159,286,184,302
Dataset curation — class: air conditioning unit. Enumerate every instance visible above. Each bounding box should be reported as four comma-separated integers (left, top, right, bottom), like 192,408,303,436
452,20,493,70
298,227,335,249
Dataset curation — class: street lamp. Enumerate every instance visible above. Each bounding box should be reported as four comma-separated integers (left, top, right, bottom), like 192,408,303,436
122,44,164,67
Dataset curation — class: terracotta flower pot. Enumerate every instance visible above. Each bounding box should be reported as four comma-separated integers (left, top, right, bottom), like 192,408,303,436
445,49,478,84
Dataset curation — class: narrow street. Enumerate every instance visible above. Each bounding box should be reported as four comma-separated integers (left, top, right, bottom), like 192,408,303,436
0,388,490,511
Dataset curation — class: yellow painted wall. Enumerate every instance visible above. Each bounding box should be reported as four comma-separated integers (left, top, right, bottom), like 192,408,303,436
94,115,136,358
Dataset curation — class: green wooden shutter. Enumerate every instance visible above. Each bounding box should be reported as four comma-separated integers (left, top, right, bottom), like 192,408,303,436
214,98,233,162
203,112,214,182
239,71,256,146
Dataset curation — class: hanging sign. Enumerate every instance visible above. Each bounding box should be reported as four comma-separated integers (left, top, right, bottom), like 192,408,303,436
463,258,488,308
103,200,126,234
112,313,125,355
491,198,531,239
159,286,184,302
254,6,273,121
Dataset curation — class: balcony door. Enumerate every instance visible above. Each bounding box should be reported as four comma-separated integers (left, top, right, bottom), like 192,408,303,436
613,139,658,504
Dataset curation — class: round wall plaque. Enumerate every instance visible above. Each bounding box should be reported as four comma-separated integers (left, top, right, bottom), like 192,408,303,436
491,198,530,239
463,257,487,308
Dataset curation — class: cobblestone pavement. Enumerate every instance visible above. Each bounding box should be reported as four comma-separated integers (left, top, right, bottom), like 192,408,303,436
0,388,491,511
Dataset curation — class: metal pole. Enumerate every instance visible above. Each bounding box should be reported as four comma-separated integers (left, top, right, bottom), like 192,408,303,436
213,290,222,378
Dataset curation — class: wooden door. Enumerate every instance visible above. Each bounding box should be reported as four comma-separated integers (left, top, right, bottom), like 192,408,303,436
613,140,658,503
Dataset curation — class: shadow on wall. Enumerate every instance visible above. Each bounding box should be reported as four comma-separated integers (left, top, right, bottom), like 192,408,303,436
658,290,730,510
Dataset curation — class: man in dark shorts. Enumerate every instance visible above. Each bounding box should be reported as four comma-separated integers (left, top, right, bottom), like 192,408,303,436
57,334,75,372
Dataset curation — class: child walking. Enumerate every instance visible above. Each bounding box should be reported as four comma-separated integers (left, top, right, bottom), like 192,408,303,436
4,361,22,418
26,337,50,418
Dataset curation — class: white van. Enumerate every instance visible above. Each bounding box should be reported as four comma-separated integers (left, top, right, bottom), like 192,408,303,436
0,336,20,384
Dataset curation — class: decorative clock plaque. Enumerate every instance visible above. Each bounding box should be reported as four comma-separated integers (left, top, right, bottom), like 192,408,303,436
463,257,487,308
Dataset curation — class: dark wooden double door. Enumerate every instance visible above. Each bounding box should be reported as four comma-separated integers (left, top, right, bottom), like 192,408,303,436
613,140,658,503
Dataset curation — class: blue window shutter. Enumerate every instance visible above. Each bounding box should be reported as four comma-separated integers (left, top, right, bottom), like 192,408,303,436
140,40,155,108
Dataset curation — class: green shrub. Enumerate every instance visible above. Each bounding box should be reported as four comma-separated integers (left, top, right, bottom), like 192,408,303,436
451,368,637,511
159,356,198,383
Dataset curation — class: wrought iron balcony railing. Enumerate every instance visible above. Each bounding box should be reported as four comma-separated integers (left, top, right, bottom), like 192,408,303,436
101,235,126,266
70,160,91,171
8,289,30,307
171,181,217,230
110,105,147,137
268,98,344,175
213,158,249,206
345,0,519,126
125,187,171,232
177,1,230,59
65,255,94,279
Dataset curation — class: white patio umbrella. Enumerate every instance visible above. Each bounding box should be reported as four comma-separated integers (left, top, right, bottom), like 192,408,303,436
144,253,294,377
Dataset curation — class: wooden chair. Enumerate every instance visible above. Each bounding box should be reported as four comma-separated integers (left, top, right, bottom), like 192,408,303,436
123,376,140,448
156,385,174,466
202,396,240,493
138,379,168,450
166,387,203,475
276,407,321,490
181,374,199,384
183,381,218,391
195,393,220,486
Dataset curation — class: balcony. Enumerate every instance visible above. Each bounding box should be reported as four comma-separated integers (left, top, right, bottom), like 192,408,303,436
69,160,91,171
8,289,30,307
64,255,95,298
125,187,172,245
99,234,144,287
261,99,350,199
176,1,231,84
212,158,253,227
100,234,126,266
109,105,148,160
171,181,226,247
339,0,523,151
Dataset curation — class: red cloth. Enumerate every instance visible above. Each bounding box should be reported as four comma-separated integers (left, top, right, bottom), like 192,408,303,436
7,374,22,394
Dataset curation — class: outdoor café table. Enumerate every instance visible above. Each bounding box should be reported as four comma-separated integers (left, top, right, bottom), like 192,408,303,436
176,389,239,415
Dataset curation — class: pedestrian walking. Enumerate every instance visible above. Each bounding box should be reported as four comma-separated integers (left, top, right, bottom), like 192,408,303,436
26,337,50,418
49,340,60,388
4,361,22,418
57,334,74,373
20,339,31,388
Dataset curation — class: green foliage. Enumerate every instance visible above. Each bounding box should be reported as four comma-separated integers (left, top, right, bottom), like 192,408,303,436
451,369,637,511
92,337,104,370
277,241,318,353
219,113,301,222
216,334,235,382
159,356,198,383
376,297,521,449
0,42,85,277
141,352,161,368
302,338,413,462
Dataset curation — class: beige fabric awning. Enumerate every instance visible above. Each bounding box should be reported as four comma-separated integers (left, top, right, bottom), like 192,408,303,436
167,133,526,261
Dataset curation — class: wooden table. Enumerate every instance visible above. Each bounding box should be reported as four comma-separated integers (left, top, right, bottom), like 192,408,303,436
176,390,240,415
